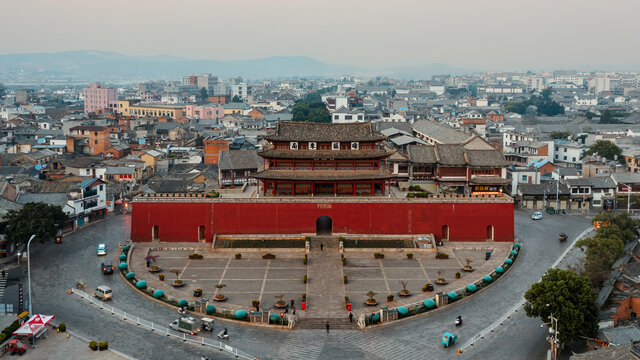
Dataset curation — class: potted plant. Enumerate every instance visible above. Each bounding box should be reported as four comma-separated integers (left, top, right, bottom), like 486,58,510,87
146,255,161,272
274,294,287,308
398,280,411,296
436,270,447,285
422,283,434,292
365,291,378,306
214,284,227,301
262,253,276,260
58,323,66,332
193,288,203,297
235,253,242,260
188,253,203,260
374,252,384,259
435,252,449,259
98,341,108,351
387,294,394,302
463,259,474,272
406,253,413,260
158,273,164,281
455,272,461,279
344,275,348,284
170,269,184,287
89,341,98,351
303,274,307,283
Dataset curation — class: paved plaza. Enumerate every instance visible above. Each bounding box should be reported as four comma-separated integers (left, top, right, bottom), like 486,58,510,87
130,239,511,321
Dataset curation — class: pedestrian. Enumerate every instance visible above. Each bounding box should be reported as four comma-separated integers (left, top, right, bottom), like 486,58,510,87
292,306,296,315
348,312,353,323
285,308,288,314
255,305,260,312
325,321,330,333
1,270,5,278
290,298,294,308
320,243,324,251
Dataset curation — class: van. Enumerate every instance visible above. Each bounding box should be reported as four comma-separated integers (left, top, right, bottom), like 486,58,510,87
95,286,113,301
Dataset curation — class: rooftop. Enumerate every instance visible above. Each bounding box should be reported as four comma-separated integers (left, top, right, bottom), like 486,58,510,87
265,122,386,142
412,120,472,144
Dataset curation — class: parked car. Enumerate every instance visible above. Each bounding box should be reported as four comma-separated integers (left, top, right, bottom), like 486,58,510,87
7,339,26,355
531,211,543,220
101,262,114,275
97,244,107,256
95,285,113,300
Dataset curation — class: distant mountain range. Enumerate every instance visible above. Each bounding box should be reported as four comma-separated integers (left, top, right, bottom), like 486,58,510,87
0,50,472,83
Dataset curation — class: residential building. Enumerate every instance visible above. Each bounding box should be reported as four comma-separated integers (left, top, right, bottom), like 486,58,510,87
231,83,248,99
185,104,224,120
116,100,185,118
412,120,472,145
553,140,586,166
331,107,365,123
66,178,108,225
204,138,229,165
218,150,261,187
83,83,118,114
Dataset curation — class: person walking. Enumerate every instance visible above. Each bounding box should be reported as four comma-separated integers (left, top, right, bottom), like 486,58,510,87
325,321,330,333
320,243,324,251
290,298,294,308
348,312,353,323
1,269,5,278
292,306,296,315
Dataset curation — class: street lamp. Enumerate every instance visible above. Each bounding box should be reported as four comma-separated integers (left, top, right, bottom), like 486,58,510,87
27,234,36,316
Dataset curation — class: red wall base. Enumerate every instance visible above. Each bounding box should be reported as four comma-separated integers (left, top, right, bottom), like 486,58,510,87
131,200,514,243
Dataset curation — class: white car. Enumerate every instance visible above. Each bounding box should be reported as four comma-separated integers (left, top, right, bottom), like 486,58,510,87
97,244,107,256
531,211,543,220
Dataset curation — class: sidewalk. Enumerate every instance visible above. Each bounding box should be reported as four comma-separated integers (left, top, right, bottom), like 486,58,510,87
16,328,127,360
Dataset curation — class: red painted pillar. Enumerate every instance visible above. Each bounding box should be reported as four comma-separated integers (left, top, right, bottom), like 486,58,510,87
311,182,314,196
311,160,314,171
353,161,356,170
382,181,385,194
232,172,235,185
272,182,276,196
293,160,295,171
371,181,374,195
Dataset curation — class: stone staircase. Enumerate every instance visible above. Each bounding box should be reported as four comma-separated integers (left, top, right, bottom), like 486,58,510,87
295,317,359,330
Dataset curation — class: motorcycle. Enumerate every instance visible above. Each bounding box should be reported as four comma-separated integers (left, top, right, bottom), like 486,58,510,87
455,316,463,327
218,328,229,340
178,307,187,315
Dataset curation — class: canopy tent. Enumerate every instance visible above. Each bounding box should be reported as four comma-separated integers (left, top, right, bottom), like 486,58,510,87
12,315,55,337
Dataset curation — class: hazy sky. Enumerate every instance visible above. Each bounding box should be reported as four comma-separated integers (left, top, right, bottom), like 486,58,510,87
2,0,639,70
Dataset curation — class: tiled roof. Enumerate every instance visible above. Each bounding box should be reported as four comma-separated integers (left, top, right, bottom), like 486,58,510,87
219,150,261,171
412,120,472,144
434,144,466,165
266,122,385,142
407,145,437,164
258,149,391,160
252,170,395,181
465,150,510,167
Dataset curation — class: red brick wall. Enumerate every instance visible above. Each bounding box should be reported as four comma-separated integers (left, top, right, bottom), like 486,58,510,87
131,200,514,243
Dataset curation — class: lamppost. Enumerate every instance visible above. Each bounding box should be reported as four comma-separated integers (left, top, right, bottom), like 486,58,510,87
27,234,35,316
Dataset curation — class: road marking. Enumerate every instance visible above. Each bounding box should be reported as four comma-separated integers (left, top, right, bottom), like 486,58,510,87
417,258,432,283
378,259,391,292
258,259,270,303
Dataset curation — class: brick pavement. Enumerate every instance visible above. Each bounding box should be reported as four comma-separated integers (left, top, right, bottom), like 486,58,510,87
18,328,127,360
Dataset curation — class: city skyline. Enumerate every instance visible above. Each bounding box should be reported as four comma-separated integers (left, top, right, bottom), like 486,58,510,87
1,0,640,72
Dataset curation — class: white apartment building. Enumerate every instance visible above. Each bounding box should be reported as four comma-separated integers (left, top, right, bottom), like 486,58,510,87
553,140,586,166
331,106,364,123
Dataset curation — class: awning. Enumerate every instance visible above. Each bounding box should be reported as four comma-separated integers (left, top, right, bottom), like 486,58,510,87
13,314,55,336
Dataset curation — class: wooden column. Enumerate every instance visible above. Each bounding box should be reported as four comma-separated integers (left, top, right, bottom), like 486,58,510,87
371,180,374,196
382,180,385,194
292,182,295,197
352,182,356,196
272,181,276,196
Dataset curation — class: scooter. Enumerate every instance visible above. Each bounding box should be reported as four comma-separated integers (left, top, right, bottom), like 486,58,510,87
178,307,187,315
455,316,463,327
217,330,229,340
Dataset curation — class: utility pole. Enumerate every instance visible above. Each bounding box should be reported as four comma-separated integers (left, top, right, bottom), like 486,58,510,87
547,313,560,360
555,175,559,213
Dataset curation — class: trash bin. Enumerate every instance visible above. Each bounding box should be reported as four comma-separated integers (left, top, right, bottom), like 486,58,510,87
485,251,491,260
301,301,306,310
346,302,351,311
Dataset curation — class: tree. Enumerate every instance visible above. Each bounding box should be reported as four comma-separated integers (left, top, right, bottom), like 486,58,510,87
5,202,67,246
550,131,573,140
292,99,330,123
505,102,527,114
198,87,208,104
599,110,617,124
584,140,623,163
194,135,204,147
524,268,599,343
232,95,241,102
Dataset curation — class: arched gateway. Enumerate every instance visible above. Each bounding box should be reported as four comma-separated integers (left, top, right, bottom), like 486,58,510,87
316,216,332,235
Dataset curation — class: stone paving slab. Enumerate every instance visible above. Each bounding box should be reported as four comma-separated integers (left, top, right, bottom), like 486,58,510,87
19,328,127,360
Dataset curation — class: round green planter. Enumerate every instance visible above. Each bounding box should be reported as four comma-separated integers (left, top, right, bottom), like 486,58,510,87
372,313,380,322
122,245,130,254
235,310,247,320
447,291,458,300
483,275,493,283
466,284,477,293
153,290,164,298
177,299,188,307
513,243,521,248
136,280,147,289
269,314,280,322
496,266,505,274
505,258,513,265
510,250,518,256
119,254,127,262
397,306,408,315
206,304,215,314
118,262,128,270
125,272,135,280
423,299,437,309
